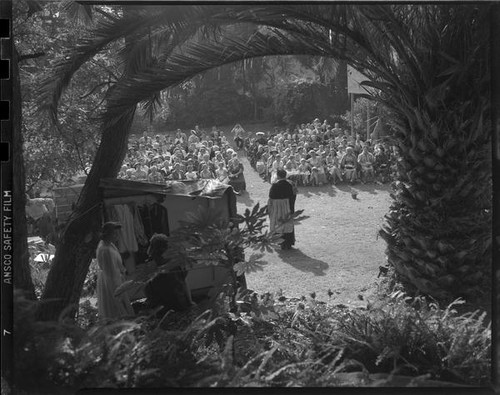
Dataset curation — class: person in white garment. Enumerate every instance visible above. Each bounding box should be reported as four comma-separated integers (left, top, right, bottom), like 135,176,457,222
96,222,135,320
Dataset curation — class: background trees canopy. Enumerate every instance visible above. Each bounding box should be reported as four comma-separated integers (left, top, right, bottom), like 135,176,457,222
15,1,121,194
131,55,348,132
24,4,492,320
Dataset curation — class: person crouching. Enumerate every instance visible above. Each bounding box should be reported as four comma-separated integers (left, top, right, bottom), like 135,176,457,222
144,234,194,313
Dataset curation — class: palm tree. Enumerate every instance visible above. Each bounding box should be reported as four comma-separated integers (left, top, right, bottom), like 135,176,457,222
39,4,492,319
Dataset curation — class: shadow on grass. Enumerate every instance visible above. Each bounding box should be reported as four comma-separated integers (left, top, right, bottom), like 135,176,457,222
325,181,392,197
236,189,255,207
277,248,329,276
298,183,338,198
296,181,391,198
356,182,392,195
347,182,392,195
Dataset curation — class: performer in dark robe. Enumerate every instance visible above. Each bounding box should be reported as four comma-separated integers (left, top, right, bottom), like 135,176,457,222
268,169,297,250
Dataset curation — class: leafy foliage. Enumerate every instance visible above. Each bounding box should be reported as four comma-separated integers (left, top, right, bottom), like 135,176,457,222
15,0,121,192
160,54,347,128
11,287,490,391
331,291,491,385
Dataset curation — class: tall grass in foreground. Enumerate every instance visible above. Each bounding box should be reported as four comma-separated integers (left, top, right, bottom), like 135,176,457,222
10,289,490,391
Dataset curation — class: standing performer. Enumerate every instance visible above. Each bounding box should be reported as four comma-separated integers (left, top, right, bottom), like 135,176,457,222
268,169,297,250
96,222,135,320
231,123,246,150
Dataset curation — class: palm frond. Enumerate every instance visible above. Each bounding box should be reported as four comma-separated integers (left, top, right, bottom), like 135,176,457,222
62,1,94,26
103,21,393,125
119,6,225,77
37,5,220,122
105,6,428,126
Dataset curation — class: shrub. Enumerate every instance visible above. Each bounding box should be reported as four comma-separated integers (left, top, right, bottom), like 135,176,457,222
11,286,490,390
329,291,491,385
12,291,86,393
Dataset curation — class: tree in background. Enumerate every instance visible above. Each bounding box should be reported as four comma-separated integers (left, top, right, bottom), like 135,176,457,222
16,1,121,195
161,54,348,129
341,97,385,139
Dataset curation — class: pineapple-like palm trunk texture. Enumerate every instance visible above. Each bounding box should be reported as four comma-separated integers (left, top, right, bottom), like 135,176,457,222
37,108,135,321
380,107,491,303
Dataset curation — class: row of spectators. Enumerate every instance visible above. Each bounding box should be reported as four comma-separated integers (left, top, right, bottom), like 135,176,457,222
245,118,399,186
117,125,247,192
116,118,399,192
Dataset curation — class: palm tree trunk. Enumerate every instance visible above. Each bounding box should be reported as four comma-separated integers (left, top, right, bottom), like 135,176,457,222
334,59,349,114
37,107,136,321
380,104,491,304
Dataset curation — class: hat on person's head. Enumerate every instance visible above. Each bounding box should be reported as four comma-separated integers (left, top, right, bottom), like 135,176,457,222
101,221,121,236
256,132,265,136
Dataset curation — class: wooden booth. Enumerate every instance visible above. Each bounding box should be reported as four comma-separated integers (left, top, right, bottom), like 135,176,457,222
99,177,243,300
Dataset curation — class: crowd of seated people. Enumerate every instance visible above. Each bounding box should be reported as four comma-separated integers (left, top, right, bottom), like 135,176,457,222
246,118,399,186
117,125,246,192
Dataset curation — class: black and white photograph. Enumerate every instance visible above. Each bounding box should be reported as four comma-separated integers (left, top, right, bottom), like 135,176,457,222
1,1,497,392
